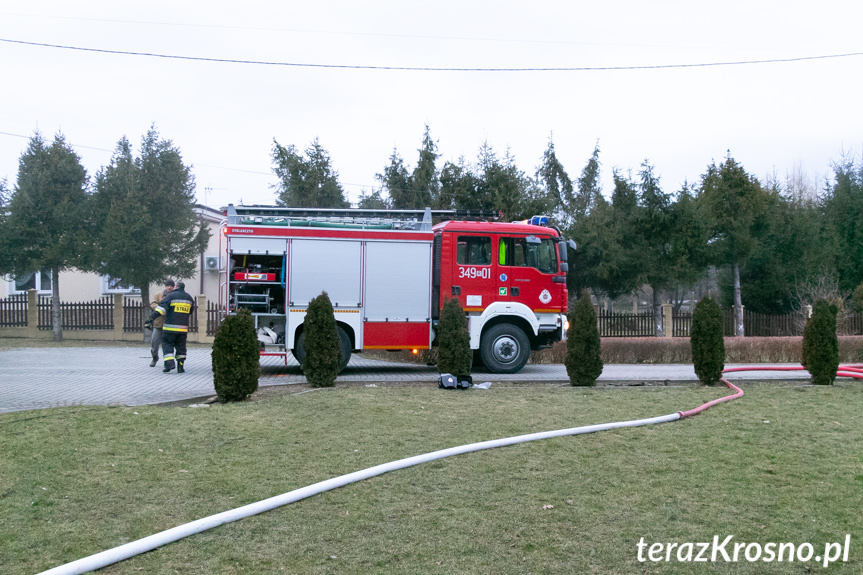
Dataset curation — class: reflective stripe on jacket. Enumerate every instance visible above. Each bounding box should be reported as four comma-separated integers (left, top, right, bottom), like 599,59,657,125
152,289,195,333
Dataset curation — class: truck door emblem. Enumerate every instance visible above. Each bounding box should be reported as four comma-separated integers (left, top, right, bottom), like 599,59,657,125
539,289,552,304
499,273,507,282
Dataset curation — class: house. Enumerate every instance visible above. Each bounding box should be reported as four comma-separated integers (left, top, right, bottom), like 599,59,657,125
2,205,226,304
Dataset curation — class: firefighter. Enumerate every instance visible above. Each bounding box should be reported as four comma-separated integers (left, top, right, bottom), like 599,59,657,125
148,279,175,367
147,281,195,373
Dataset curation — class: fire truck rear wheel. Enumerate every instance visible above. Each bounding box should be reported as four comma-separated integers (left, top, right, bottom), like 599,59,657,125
480,323,530,374
294,326,352,373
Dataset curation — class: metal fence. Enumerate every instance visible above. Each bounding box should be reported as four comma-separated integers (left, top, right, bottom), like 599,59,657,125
672,311,692,337
8,297,860,339
597,311,655,337
721,309,800,337
207,301,223,336
37,296,114,331
0,294,28,327
0,295,222,337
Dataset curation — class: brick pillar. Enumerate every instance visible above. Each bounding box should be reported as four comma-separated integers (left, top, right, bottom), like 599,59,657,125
27,288,38,338
113,293,124,340
195,294,207,343
662,303,673,338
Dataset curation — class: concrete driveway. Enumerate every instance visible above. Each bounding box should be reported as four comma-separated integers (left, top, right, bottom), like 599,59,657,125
0,345,810,413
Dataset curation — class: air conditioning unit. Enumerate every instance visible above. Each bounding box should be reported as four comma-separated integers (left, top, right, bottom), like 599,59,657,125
204,256,221,272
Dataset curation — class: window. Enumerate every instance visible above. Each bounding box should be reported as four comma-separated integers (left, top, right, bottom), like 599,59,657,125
11,271,52,293
102,276,140,294
498,236,558,274
456,236,492,266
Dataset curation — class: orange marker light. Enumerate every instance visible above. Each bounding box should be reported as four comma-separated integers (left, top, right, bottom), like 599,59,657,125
412,349,419,355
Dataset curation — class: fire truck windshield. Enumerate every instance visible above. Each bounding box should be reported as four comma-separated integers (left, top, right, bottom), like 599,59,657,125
499,237,558,274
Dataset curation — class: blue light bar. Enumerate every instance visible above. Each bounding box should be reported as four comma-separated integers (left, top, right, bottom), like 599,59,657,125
529,215,550,226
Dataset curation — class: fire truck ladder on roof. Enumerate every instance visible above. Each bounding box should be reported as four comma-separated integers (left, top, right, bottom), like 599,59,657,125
226,205,500,231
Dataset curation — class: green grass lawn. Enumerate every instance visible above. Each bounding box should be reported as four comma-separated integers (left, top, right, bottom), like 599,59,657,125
2,382,861,574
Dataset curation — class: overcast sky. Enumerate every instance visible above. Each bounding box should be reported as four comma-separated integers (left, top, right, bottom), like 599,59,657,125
1,1,861,211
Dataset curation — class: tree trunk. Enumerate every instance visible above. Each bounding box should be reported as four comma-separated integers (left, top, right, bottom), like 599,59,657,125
51,268,62,341
140,284,151,343
733,262,744,337
652,286,664,337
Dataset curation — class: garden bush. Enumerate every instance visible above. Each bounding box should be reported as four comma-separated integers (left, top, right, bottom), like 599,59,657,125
436,297,472,377
565,295,603,386
302,292,342,388
211,308,260,402
802,299,839,385
690,296,725,386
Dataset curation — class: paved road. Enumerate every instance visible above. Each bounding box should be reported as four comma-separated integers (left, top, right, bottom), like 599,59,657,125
0,345,810,414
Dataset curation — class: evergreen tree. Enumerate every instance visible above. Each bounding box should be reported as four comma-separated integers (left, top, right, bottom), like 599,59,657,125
356,188,391,209
739,183,822,313
852,283,863,313
211,309,260,402
90,128,210,334
565,295,603,386
410,125,440,209
690,296,725,386
823,159,863,293
439,157,478,210
566,146,605,296
568,196,621,297
697,155,770,336
594,170,642,297
536,136,574,226
574,143,603,221
0,179,9,273
1,132,89,341
477,145,533,220
272,138,349,208
436,297,471,377
377,149,412,209
633,161,674,335
302,292,342,387
801,299,839,385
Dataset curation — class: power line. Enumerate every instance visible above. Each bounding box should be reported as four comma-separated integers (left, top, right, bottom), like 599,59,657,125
2,37,861,72
0,11,778,51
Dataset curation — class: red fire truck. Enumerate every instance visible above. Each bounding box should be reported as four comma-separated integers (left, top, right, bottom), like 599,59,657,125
220,205,572,373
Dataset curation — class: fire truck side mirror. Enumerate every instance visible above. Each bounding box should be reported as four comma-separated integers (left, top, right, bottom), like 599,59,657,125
567,239,577,251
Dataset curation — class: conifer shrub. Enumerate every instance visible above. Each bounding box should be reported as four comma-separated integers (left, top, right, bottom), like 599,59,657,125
690,296,725,386
436,297,472,377
802,299,839,385
211,308,260,402
302,291,341,388
565,295,603,386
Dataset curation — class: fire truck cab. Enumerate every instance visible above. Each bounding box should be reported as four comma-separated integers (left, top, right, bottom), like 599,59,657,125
434,219,569,372
221,205,570,374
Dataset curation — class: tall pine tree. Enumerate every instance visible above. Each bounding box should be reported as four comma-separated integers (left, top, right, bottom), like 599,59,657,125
91,127,210,333
272,138,349,208
1,132,90,340
698,155,770,336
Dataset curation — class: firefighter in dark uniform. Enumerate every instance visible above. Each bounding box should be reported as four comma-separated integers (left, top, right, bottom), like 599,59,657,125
148,281,195,373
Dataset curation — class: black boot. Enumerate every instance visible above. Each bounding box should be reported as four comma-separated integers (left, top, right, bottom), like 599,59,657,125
150,355,158,367
177,360,185,374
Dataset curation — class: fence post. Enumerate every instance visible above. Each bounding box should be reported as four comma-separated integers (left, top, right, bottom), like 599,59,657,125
196,294,207,343
113,293,124,340
662,304,673,338
27,289,38,338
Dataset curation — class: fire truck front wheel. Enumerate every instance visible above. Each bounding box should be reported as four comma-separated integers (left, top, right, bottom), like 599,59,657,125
480,323,530,374
294,326,352,373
